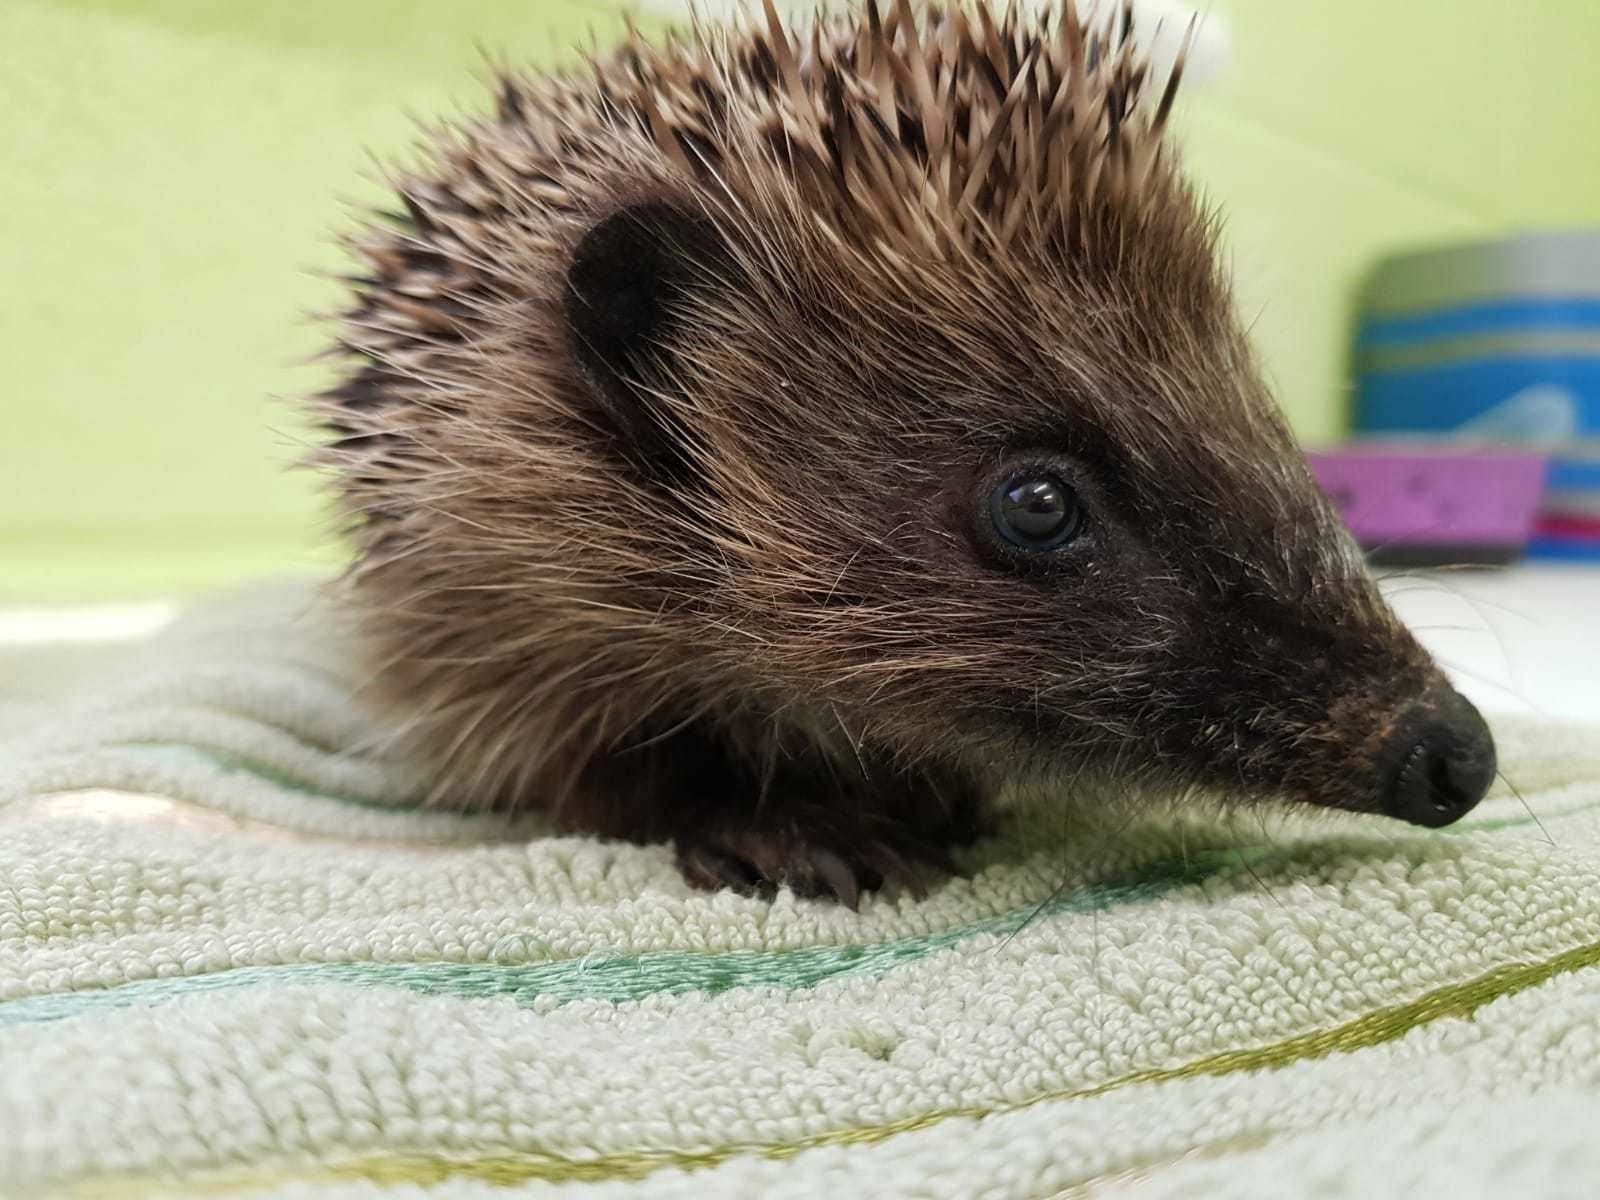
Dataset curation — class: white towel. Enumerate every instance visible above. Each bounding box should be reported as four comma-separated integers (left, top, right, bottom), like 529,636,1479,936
3,578,1598,1199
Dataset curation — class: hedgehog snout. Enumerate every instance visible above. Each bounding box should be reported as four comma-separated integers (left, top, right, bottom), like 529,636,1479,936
1372,684,1495,828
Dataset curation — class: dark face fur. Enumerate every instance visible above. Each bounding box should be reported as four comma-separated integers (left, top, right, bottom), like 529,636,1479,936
319,1,1494,889
565,193,1459,817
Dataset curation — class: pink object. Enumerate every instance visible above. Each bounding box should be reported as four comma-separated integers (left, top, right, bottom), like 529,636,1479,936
1535,513,1600,540
1305,447,1548,556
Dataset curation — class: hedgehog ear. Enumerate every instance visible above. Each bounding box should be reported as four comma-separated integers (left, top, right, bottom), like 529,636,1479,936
563,202,729,486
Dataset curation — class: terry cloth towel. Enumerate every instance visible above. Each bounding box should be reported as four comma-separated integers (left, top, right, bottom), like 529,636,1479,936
4,580,1600,1199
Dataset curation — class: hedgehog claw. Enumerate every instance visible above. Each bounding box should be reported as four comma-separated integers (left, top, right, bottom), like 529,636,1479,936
809,849,861,909
677,842,772,898
674,824,957,906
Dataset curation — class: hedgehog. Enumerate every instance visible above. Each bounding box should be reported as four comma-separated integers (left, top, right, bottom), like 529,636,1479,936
312,0,1497,905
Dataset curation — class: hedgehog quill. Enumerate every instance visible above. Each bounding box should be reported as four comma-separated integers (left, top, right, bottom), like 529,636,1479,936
312,0,1496,905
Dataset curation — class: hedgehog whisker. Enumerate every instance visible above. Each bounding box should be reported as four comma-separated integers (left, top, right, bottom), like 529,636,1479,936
1497,767,1556,848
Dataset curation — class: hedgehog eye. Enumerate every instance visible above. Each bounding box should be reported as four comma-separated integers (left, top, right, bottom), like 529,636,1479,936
990,473,1084,551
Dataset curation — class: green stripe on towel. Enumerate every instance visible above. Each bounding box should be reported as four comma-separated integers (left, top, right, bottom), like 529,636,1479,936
56,933,1600,1199
0,846,1235,1028
0,793,1570,1030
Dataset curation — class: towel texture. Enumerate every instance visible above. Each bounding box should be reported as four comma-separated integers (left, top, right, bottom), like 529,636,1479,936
3,578,1600,1199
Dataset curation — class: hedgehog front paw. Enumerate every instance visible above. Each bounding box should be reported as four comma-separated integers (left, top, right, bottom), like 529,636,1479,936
674,824,957,909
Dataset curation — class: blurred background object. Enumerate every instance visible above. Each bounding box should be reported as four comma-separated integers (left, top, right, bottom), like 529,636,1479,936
4,0,1600,601
1305,446,1550,567
1310,231,1600,565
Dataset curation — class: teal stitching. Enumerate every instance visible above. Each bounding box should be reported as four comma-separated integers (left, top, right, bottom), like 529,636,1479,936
0,847,1242,1028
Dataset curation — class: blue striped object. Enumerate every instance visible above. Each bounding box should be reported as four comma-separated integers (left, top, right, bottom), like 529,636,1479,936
1357,359,1600,437
1351,231,1600,560
1358,299,1600,349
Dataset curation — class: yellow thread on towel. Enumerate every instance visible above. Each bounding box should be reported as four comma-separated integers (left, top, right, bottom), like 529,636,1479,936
52,932,1600,1199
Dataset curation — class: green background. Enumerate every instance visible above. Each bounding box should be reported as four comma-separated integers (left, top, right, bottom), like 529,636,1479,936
6,0,1600,602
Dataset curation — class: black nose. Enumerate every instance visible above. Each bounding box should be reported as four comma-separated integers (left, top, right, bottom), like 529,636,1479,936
1378,688,1496,828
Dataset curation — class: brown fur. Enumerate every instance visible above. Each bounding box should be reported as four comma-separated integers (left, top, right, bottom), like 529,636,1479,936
311,0,1456,901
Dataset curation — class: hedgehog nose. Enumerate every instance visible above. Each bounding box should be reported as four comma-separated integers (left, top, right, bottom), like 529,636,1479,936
1378,687,1496,828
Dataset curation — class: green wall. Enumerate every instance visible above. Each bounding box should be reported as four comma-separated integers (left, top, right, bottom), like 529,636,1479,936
5,0,1600,601
1177,0,1600,443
